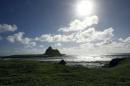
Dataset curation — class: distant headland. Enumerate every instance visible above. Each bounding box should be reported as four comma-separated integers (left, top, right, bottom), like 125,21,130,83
1,46,64,58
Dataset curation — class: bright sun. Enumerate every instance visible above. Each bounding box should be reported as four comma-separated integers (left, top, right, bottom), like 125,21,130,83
76,0,94,16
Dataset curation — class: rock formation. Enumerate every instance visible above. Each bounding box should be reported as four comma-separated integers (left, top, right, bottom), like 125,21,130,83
44,46,62,57
108,58,125,67
58,60,66,65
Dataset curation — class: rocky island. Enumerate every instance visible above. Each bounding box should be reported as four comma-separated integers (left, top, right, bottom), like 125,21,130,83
44,46,62,57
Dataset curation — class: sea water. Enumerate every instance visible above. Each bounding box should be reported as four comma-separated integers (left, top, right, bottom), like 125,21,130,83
1,54,129,68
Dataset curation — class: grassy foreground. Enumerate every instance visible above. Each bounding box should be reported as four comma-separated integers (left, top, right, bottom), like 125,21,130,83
0,58,130,86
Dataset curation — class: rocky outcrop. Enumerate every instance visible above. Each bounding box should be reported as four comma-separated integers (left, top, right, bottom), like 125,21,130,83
44,46,62,57
58,60,66,65
108,58,125,67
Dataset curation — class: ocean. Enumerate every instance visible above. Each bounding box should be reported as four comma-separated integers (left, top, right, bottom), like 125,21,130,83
0,54,130,68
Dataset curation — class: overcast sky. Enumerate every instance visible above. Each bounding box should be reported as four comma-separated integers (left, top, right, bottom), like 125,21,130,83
0,0,130,56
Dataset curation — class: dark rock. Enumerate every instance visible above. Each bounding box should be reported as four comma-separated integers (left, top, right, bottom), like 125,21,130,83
108,58,125,67
44,46,62,57
59,60,66,65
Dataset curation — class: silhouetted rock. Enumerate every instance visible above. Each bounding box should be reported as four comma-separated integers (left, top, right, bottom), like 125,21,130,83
59,60,66,65
108,58,125,67
44,46,62,57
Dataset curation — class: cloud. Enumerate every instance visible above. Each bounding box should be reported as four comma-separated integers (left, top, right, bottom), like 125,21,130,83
35,34,74,42
54,43,62,47
119,37,130,43
7,32,36,47
39,45,44,48
118,37,130,47
61,38,130,56
35,27,113,46
58,15,98,32
35,34,54,42
74,27,113,44
0,24,17,32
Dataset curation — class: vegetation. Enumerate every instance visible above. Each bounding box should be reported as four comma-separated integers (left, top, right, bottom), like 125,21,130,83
0,58,130,86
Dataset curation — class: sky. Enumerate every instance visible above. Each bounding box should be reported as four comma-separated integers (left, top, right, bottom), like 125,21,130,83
0,0,130,56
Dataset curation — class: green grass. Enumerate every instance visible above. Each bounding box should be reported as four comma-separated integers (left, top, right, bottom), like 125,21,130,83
0,58,130,86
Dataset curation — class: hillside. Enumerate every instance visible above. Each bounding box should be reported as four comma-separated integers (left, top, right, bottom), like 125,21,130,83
0,58,130,86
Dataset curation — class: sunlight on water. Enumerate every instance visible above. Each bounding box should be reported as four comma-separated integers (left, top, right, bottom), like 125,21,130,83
63,55,113,68
63,55,112,62
75,55,112,62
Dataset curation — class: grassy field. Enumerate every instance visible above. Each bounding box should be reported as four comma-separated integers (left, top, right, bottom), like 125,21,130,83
0,58,130,86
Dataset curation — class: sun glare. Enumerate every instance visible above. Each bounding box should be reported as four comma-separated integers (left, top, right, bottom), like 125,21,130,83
76,0,94,16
